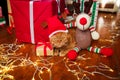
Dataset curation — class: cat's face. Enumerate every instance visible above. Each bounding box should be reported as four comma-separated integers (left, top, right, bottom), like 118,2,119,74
50,32,69,48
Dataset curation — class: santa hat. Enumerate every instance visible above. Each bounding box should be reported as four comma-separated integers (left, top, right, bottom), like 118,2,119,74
47,16,68,38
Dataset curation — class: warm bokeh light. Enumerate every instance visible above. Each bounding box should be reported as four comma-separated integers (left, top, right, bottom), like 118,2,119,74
116,0,120,7
101,0,108,8
111,21,116,30
100,0,119,8
98,17,104,30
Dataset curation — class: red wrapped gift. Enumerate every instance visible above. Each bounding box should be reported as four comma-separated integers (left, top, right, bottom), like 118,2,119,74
36,42,53,56
10,0,58,44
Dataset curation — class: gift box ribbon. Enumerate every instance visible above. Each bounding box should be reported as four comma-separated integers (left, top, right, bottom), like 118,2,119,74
36,42,53,56
29,1,35,44
8,13,14,28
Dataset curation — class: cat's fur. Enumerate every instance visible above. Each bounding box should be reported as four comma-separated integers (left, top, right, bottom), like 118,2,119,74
49,29,76,56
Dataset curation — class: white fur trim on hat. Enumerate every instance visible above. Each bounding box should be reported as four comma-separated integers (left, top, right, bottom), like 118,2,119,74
49,30,68,38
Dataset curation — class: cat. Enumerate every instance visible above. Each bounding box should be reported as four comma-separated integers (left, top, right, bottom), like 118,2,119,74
49,30,76,56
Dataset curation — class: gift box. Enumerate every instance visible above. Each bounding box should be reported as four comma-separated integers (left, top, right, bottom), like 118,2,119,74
10,0,58,44
36,42,53,56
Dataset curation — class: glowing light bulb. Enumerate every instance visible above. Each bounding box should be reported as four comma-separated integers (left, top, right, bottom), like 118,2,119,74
79,63,81,66
83,74,87,76
34,62,38,66
68,69,71,71
92,73,95,76
109,69,114,72
74,62,77,65
8,75,14,79
115,27,119,30
51,63,54,65
4,66,10,72
104,16,107,18
111,16,113,18
63,57,66,60
85,66,88,69
32,77,35,80
0,69,3,73
47,69,50,72
40,71,43,74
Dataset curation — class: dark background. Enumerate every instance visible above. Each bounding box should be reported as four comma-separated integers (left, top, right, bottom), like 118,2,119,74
0,0,9,25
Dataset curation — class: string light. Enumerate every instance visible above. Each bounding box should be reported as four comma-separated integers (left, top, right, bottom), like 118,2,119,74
32,77,35,80
104,16,107,18
111,16,113,18
77,54,91,60
0,43,120,80
85,63,114,72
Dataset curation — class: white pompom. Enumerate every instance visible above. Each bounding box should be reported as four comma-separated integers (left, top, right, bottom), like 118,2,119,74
91,31,100,40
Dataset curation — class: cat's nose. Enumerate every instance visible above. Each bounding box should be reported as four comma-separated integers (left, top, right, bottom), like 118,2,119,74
79,17,87,25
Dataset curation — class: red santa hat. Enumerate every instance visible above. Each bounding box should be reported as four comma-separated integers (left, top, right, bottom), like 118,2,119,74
47,16,68,38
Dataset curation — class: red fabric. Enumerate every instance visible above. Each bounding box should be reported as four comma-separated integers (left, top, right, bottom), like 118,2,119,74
7,27,13,34
64,8,69,14
47,16,67,37
59,0,65,13
10,0,58,43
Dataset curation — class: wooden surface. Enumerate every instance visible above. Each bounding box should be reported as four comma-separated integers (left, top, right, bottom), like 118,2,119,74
0,12,120,80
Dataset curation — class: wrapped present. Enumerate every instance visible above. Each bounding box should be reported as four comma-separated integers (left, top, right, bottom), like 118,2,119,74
10,0,58,44
36,42,53,56
7,0,15,28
